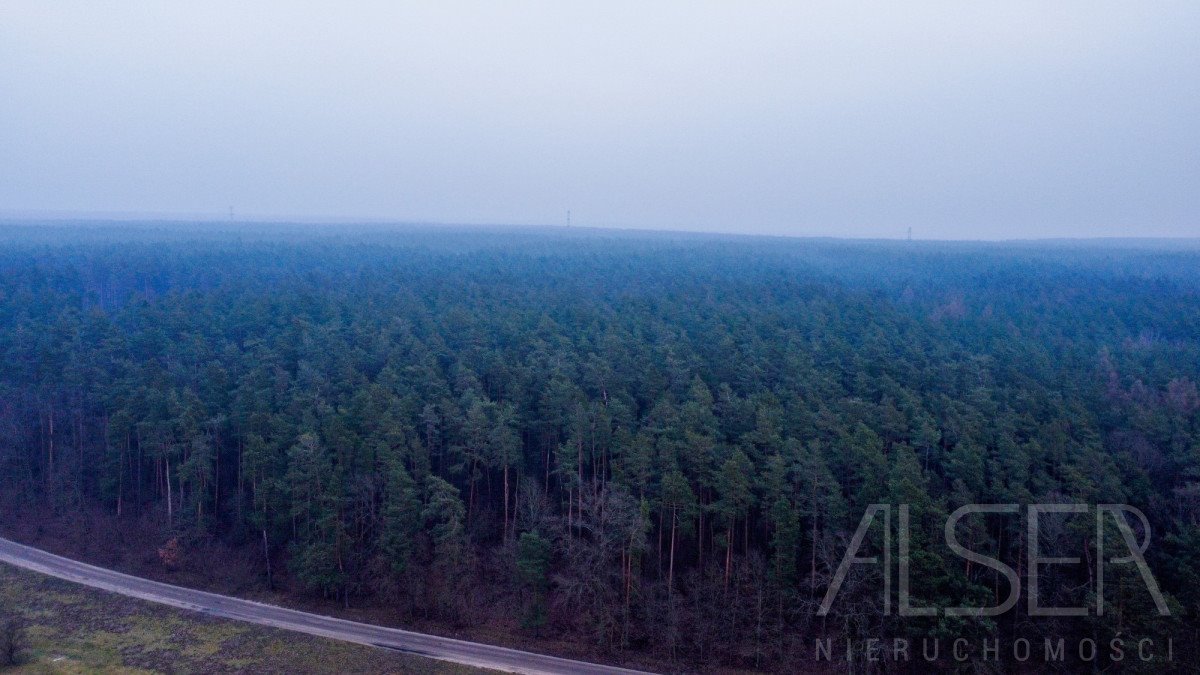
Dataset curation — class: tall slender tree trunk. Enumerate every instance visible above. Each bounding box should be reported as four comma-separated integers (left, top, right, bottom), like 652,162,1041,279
165,452,173,523
263,527,273,590
503,464,510,541
117,439,124,516
810,513,818,599
724,524,733,591
47,408,55,494
214,427,220,514
512,478,519,537
135,429,143,515
75,409,83,503
468,458,476,525
668,506,678,597
657,508,664,575
622,547,631,646
237,436,244,522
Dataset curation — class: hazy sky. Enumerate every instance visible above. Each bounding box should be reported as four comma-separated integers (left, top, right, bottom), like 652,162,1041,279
2,2,1197,239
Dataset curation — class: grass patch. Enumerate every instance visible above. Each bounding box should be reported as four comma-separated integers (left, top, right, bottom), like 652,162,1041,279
0,563,487,674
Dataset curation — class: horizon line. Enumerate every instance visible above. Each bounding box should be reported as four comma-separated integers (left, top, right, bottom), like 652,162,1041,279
1,209,1197,245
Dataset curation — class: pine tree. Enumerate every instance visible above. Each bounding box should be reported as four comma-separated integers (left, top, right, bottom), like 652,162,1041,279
660,470,696,598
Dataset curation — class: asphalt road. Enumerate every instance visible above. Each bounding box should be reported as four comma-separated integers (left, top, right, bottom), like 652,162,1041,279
0,536,652,675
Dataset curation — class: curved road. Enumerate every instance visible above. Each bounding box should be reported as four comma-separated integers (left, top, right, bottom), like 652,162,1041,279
0,537,651,675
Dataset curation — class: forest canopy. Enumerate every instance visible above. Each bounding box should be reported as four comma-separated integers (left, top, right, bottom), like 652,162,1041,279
1,222,1198,669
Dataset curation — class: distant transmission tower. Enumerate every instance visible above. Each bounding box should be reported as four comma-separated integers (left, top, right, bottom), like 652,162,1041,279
229,206,235,222
907,227,912,241
567,210,572,227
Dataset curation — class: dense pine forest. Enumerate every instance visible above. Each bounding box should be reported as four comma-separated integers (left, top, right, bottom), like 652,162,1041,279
1,222,1198,671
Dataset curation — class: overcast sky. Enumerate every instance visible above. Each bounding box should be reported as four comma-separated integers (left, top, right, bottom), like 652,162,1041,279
1,2,1197,239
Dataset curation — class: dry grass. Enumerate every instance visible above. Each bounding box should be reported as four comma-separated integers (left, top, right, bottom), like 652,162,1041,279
0,562,488,674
